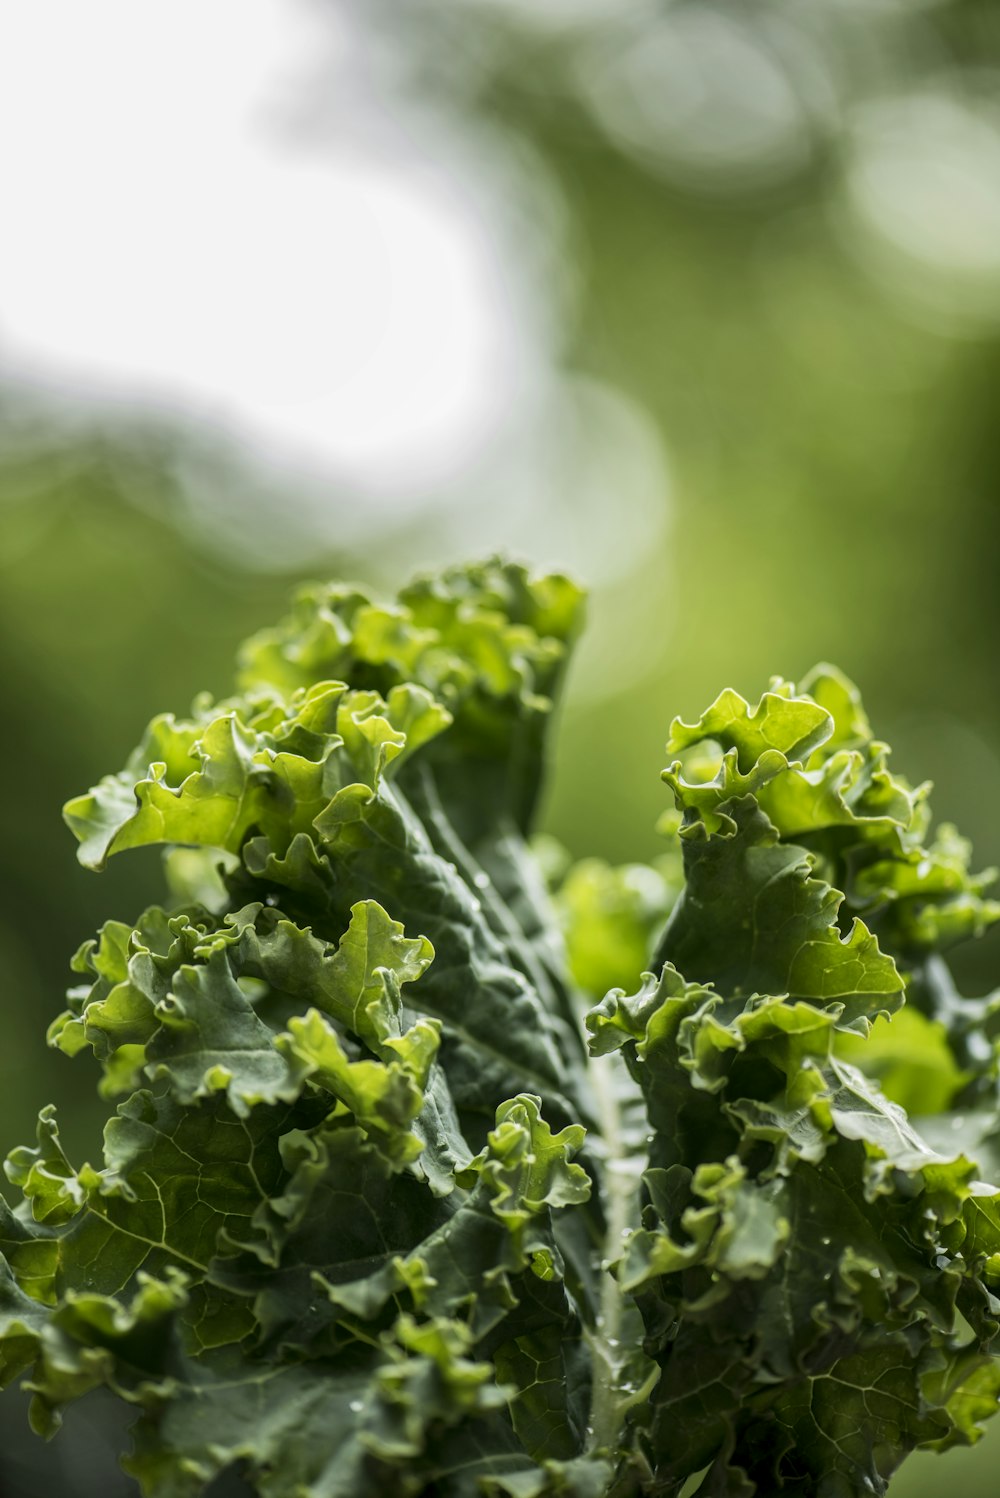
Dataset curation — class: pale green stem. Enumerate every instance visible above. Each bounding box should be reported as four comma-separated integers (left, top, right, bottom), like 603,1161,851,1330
586,1051,644,1453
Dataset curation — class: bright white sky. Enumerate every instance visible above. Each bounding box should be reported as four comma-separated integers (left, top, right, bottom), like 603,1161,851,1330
0,0,540,500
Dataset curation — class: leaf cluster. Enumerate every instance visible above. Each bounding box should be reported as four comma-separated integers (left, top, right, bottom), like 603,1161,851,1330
3,561,1000,1497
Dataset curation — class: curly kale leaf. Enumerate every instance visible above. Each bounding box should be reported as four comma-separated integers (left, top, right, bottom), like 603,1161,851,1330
3,571,1000,1498
587,669,1000,1496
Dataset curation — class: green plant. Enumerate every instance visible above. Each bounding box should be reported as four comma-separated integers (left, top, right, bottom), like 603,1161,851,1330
3,559,1000,1497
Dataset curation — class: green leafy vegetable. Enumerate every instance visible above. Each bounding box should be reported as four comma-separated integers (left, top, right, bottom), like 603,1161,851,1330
4,566,1000,1496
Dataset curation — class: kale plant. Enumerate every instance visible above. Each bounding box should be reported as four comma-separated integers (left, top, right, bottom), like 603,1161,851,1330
4,558,1000,1497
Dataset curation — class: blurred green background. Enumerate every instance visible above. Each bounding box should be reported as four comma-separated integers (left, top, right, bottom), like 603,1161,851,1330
3,1,1000,1493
